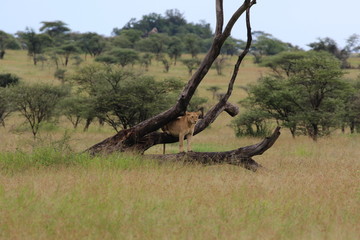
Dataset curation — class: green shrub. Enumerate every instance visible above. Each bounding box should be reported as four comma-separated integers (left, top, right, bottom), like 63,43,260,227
232,110,272,137
0,73,19,87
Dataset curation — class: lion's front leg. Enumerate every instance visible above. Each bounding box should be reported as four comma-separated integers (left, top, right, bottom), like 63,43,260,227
186,133,193,152
179,132,185,152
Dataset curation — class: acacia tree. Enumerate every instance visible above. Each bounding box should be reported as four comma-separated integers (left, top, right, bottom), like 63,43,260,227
343,78,360,133
96,48,139,67
239,51,348,141
85,0,280,171
57,42,81,67
9,84,68,138
79,32,106,58
0,89,11,127
183,33,202,58
181,58,201,75
167,36,183,65
39,21,70,39
0,31,10,59
16,28,52,65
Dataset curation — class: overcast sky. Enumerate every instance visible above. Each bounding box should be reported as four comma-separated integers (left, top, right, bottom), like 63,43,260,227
1,0,359,49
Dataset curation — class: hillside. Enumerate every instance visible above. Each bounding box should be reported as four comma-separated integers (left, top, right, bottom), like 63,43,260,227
0,49,266,153
1,50,360,152
0,50,360,239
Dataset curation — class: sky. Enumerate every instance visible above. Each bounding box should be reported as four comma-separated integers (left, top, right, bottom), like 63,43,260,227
1,0,359,49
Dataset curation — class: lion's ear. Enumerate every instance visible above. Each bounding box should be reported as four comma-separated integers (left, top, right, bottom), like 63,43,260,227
186,111,190,115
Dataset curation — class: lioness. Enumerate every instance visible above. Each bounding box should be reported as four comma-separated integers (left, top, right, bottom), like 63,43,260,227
162,111,202,153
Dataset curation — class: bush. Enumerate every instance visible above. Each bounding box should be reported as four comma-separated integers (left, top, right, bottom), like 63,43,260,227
8,84,69,137
69,64,187,131
0,73,19,87
232,110,272,137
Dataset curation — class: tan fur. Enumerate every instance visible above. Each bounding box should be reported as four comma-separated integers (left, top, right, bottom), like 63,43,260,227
162,111,202,153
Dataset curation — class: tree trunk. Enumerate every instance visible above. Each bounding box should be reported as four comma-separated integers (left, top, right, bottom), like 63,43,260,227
0,50,5,59
33,54,37,66
84,1,279,171
350,121,355,134
310,123,319,141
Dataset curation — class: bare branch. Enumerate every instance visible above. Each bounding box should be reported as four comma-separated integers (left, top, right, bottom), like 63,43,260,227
222,5,253,102
176,0,255,114
194,102,238,135
222,0,253,39
194,4,254,135
215,0,224,35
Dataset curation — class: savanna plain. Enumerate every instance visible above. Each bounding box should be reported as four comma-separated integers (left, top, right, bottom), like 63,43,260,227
0,50,360,239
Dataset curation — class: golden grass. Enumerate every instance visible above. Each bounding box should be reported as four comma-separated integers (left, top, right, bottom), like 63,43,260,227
1,142,359,239
0,50,360,239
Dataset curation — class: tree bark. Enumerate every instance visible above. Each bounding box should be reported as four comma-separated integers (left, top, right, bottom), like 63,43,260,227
148,127,281,172
85,1,267,164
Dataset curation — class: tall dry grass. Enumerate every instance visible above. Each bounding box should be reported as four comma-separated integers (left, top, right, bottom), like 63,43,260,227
0,50,359,239
1,139,359,239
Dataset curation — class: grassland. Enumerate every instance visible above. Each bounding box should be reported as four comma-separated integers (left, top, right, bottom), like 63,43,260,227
0,50,360,239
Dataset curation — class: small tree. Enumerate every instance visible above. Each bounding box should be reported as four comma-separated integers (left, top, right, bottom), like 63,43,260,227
260,51,307,77
36,55,48,69
135,34,169,58
242,51,349,141
16,28,52,65
139,53,153,71
232,110,272,137
183,33,202,58
0,88,12,127
308,37,350,68
167,36,183,65
206,86,221,99
39,20,70,38
0,31,21,59
57,43,81,66
289,52,348,140
251,31,291,64
159,54,171,72
0,31,9,59
111,29,142,49
78,32,106,58
9,84,69,138
181,58,201,75
69,64,184,131
54,69,67,84
0,74,19,126
0,73,20,87
213,55,227,75
96,48,139,67
221,36,242,56
59,96,93,129
345,92,360,133
244,76,299,137
96,76,183,131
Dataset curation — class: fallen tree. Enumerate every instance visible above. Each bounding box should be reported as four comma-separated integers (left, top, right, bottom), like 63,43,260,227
85,0,280,170
149,127,281,172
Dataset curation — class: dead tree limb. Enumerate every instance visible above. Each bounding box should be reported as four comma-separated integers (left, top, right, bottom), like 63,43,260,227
148,127,281,172
85,0,263,157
